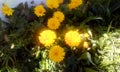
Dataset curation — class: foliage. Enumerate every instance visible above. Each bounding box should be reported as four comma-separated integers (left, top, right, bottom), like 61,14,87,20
88,0,120,26
94,29,120,72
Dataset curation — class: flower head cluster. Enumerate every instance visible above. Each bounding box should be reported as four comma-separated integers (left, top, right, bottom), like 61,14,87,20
46,0,59,9
34,5,46,17
1,4,14,16
47,11,65,29
49,45,65,62
64,30,81,47
68,0,83,10
38,30,57,46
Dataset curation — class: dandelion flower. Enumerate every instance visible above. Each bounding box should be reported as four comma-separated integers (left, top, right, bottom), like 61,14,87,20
34,5,46,17
49,45,65,62
1,4,14,16
46,0,59,9
47,18,60,29
38,30,57,46
53,11,65,22
64,30,81,47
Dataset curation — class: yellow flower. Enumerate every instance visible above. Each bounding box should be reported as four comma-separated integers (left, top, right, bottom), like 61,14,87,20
68,0,83,10
38,30,57,46
46,0,59,9
49,45,65,62
47,18,60,29
34,5,46,17
53,11,65,22
68,3,77,10
71,0,83,5
1,4,14,16
64,30,81,47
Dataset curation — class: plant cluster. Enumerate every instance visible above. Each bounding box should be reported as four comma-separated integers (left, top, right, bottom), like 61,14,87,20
0,0,120,72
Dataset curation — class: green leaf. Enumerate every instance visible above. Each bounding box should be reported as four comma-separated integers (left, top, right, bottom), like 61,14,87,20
35,50,40,59
107,21,113,33
78,52,96,65
84,67,97,72
78,52,88,61
86,52,95,65
8,68,19,72
81,16,103,24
